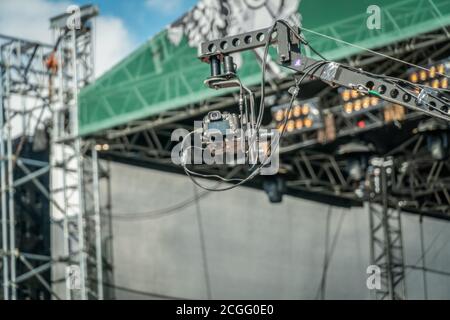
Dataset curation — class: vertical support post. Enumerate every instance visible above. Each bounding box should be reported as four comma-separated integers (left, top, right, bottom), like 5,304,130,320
55,27,72,300
0,50,10,300
91,144,104,300
71,28,87,300
367,157,406,300
5,46,17,300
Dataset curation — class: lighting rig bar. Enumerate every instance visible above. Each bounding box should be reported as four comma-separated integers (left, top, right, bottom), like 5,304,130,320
199,21,450,122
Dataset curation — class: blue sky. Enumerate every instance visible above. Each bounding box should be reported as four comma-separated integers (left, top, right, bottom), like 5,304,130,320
68,0,198,44
0,0,198,76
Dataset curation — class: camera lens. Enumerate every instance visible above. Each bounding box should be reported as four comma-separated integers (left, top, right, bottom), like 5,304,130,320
209,111,222,121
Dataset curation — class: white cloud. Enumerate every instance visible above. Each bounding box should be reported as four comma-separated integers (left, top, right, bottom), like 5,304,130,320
145,0,183,15
95,16,136,76
0,0,68,43
0,0,136,77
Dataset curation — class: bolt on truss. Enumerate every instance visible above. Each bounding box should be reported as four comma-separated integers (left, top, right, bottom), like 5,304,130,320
0,6,113,300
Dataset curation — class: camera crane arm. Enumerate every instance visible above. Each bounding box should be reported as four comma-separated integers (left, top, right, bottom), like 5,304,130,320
198,21,450,122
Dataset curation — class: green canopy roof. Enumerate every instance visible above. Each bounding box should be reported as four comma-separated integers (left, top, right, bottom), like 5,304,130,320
79,0,450,136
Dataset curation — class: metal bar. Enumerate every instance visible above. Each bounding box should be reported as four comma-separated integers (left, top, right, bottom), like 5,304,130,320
0,46,10,300
72,28,87,300
15,261,52,284
12,164,50,188
91,144,104,299
288,57,450,122
5,45,17,300
18,254,60,300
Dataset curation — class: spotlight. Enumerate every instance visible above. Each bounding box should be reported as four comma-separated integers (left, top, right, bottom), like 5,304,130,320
429,66,436,78
286,120,295,132
362,97,370,109
271,98,323,134
427,135,448,160
293,105,302,117
342,90,351,101
406,59,449,90
419,70,427,81
344,102,353,114
432,79,440,89
383,104,405,122
354,99,362,111
417,119,449,160
339,88,384,117
337,142,375,182
263,176,286,203
274,109,284,122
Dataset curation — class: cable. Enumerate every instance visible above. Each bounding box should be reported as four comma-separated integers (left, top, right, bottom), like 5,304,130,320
301,26,450,80
109,189,210,220
181,20,328,191
405,265,450,278
193,185,212,299
419,216,428,300
341,64,450,121
110,166,243,220
183,60,326,192
404,220,450,278
318,206,332,300
276,19,327,61
99,282,189,300
314,208,346,300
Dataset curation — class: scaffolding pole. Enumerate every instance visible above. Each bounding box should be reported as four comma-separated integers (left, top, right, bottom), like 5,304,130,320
0,5,113,300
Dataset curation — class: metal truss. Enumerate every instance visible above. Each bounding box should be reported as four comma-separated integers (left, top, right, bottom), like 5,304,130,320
94,27,450,218
390,134,450,218
0,33,56,300
0,7,112,300
367,157,406,300
76,20,449,303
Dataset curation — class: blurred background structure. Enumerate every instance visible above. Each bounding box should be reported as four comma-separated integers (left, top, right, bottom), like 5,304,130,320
1,0,450,300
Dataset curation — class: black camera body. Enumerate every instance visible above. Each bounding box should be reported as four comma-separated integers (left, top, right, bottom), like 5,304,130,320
202,111,240,137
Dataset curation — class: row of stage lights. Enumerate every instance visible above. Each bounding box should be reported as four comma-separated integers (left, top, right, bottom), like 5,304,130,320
340,89,383,116
271,98,323,134
408,61,448,89
269,59,449,135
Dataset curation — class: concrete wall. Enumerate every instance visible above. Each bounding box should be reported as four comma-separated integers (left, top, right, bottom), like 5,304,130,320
68,162,450,299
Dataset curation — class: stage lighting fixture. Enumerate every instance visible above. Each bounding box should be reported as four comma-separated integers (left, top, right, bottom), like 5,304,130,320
417,119,449,160
271,98,323,135
337,142,375,182
407,59,449,89
427,135,448,160
339,88,384,117
263,176,286,203
383,104,405,123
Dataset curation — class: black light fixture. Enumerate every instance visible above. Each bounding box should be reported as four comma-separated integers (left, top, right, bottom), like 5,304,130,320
337,142,375,182
417,119,449,160
263,176,286,203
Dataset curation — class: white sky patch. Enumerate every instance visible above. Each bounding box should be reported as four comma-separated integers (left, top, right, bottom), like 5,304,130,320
145,0,183,15
0,0,136,77
95,16,136,76
0,0,68,43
